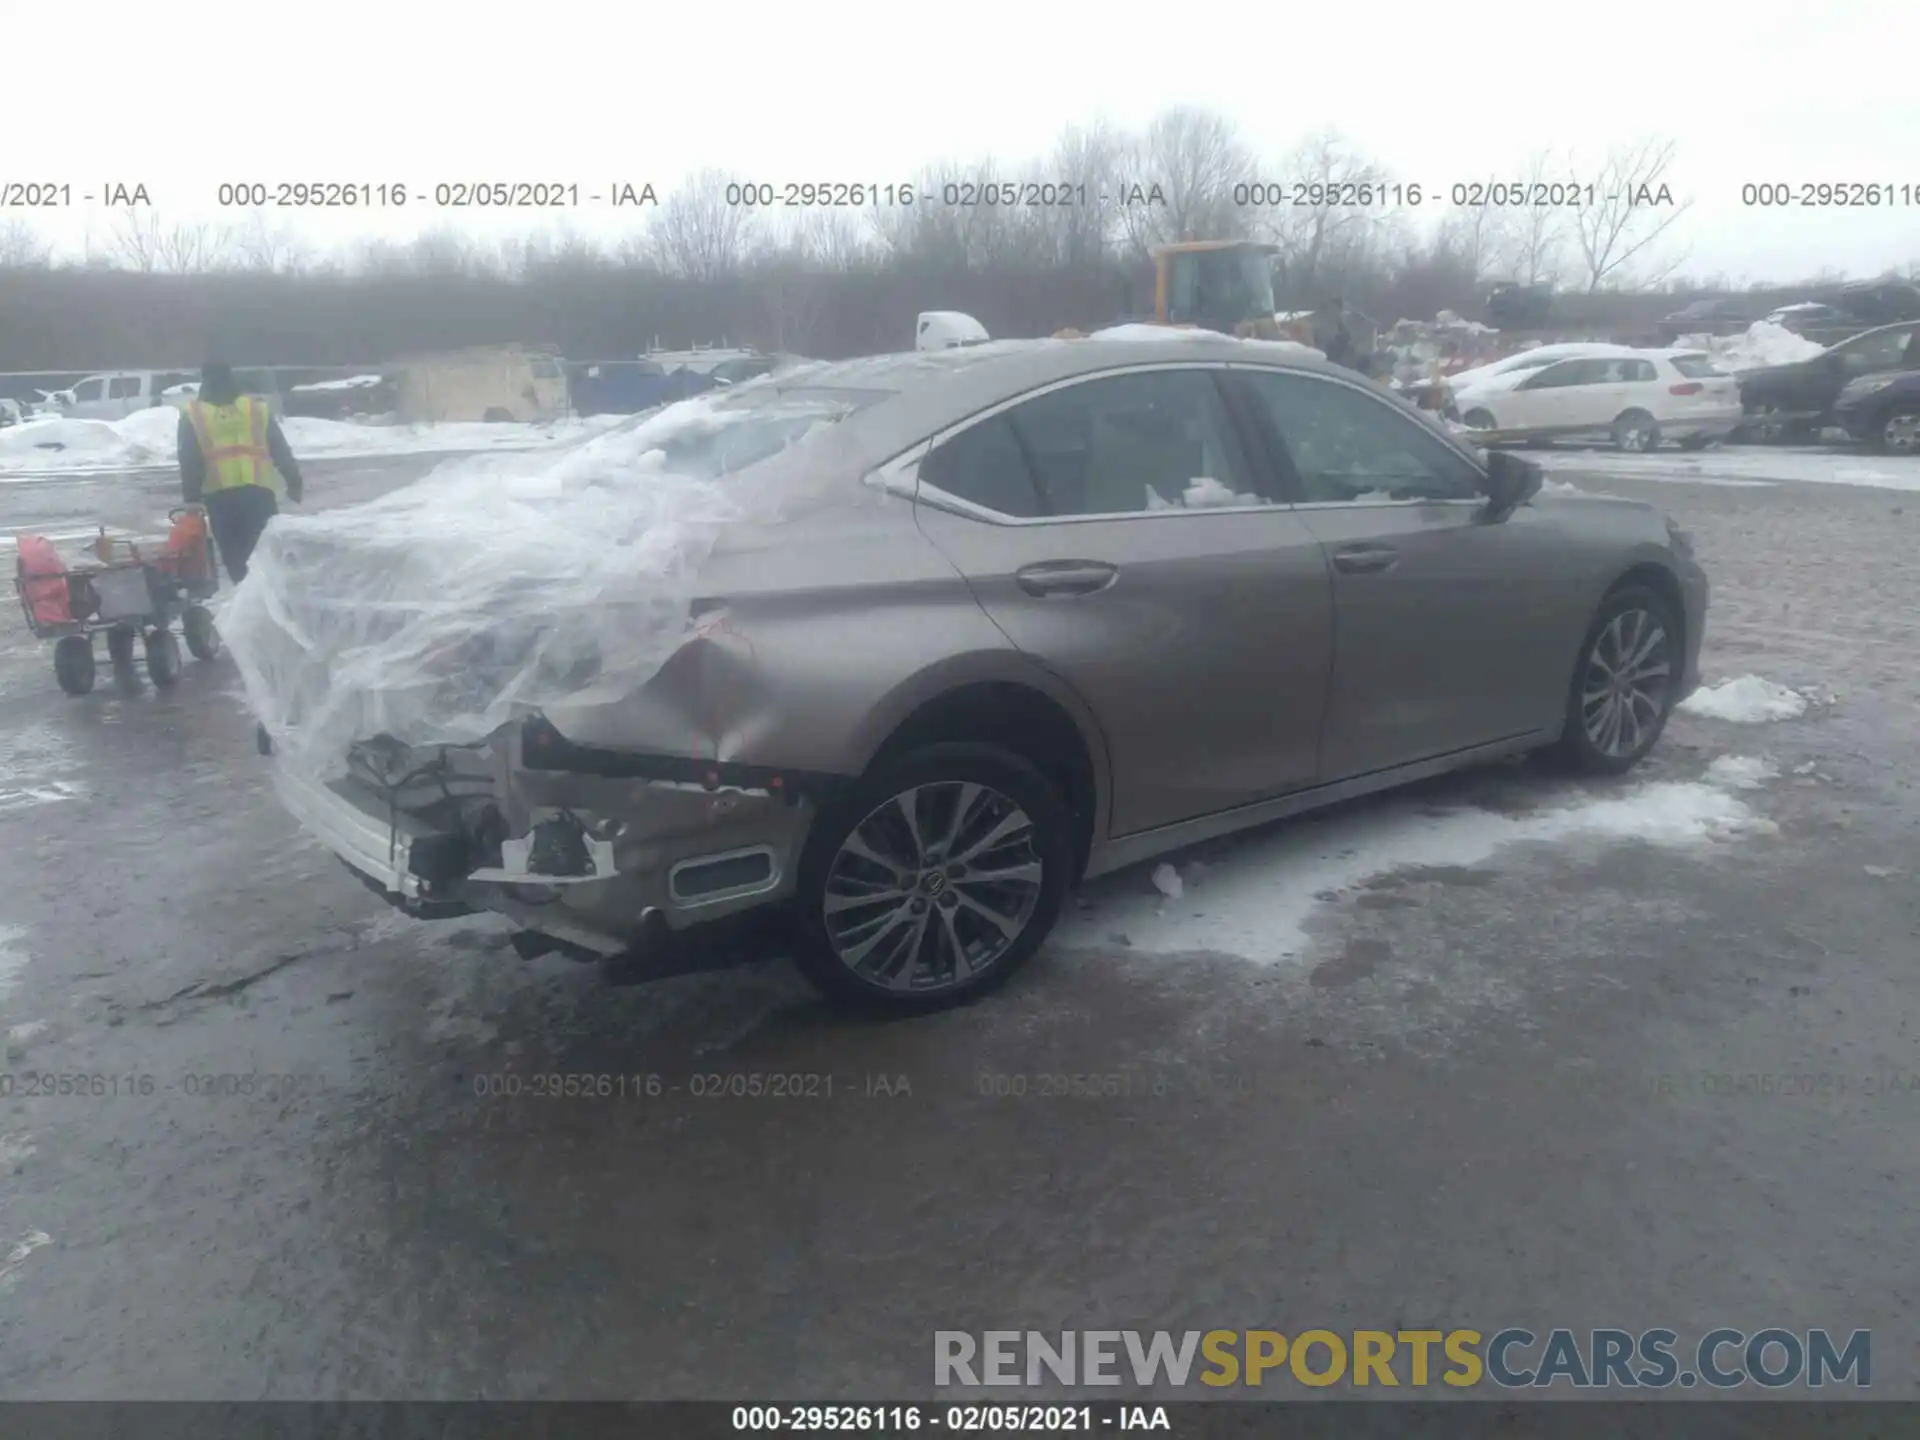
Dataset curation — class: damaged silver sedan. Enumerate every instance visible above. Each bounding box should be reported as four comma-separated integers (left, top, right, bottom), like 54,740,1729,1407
236,335,1707,1013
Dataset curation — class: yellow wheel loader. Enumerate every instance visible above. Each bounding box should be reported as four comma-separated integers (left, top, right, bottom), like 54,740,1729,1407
1054,241,1286,340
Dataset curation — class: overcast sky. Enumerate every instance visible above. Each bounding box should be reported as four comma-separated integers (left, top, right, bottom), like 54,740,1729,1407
9,0,1917,284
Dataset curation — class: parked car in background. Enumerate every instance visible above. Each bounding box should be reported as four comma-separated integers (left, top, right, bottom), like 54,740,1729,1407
1837,279,1920,326
63,371,197,420
0,398,26,428
1737,321,1920,442
1656,298,1755,344
1832,369,1920,453
265,335,1707,1012
1446,342,1639,395
1763,302,1846,334
1456,350,1740,451
1485,282,1554,329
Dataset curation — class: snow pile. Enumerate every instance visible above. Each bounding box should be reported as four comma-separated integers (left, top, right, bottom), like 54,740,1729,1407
1679,676,1811,723
222,391,868,779
293,374,385,393
1085,325,1323,359
281,415,619,458
0,412,174,468
1703,755,1779,790
1058,776,1767,962
1685,320,1825,372
1089,324,1200,343
0,407,620,475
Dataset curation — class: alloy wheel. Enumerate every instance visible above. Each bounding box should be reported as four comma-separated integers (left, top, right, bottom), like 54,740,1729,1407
821,781,1045,993
1580,607,1673,759
1883,413,1920,454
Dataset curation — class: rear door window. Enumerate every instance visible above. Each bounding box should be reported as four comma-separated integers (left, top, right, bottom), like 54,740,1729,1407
108,375,144,399
1618,359,1659,383
996,369,1269,515
920,414,1046,518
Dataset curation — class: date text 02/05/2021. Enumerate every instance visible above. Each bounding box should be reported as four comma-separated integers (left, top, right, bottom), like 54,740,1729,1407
730,1405,1170,1433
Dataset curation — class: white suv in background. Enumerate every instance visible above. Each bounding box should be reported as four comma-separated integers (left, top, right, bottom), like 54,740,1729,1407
1454,350,1742,452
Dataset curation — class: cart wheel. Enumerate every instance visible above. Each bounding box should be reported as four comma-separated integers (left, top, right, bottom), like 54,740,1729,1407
106,626,137,668
145,628,182,688
54,635,96,695
183,605,221,661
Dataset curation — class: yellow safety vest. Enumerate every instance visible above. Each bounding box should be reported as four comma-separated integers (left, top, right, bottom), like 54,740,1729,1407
187,395,283,497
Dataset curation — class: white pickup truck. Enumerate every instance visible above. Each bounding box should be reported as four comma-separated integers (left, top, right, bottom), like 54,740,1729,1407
63,370,199,420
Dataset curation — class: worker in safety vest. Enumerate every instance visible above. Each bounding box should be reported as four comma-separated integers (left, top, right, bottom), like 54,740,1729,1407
178,361,304,583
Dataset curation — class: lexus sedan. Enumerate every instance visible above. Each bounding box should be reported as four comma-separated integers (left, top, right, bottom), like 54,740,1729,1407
266,336,1708,1013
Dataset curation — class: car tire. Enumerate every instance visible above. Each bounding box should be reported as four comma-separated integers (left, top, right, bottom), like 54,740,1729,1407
1463,408,1497,430
1677,434,1713,452
1876,410,1920,454
53,635,95,696
1612,410,1660,452
789,742,1074,1015
1545,583,1683,776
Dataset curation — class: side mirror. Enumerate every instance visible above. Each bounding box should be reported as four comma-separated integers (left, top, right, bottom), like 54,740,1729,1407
1480,449,1542,520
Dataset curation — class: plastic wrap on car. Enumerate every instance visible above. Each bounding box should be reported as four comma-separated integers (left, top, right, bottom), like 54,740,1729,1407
219,392,866,783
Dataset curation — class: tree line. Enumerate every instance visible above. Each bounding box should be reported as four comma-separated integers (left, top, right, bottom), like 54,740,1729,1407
0,109,1906,369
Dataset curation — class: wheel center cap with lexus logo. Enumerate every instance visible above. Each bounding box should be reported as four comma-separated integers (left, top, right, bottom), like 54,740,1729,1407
921,871,946,896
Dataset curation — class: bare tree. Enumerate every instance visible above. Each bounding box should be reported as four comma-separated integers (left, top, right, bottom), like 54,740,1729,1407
780,209,879,272
752,258,829,353
650,169,756,281
1488,150,1570,288
105,211,234,273
235,214,309,273
1435,190,1509,283
1031,121,1127,268
0,217,51,266
872,162,973,270
1569,138,1691,292
1118,107,1255,255
1261,130,1391,304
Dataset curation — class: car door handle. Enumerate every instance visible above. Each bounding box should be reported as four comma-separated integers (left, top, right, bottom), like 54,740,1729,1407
1015,561,1119,597
1331,544,1399,575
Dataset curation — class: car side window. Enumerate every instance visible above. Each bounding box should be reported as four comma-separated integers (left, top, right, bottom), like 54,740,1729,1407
108,375,143,399
1523,360,1586,389
919,413,1047,518
999,369,1269,515
72,378,105,401
1241,369,1484,503
1621,359,1658,383
1839,331,1907,370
